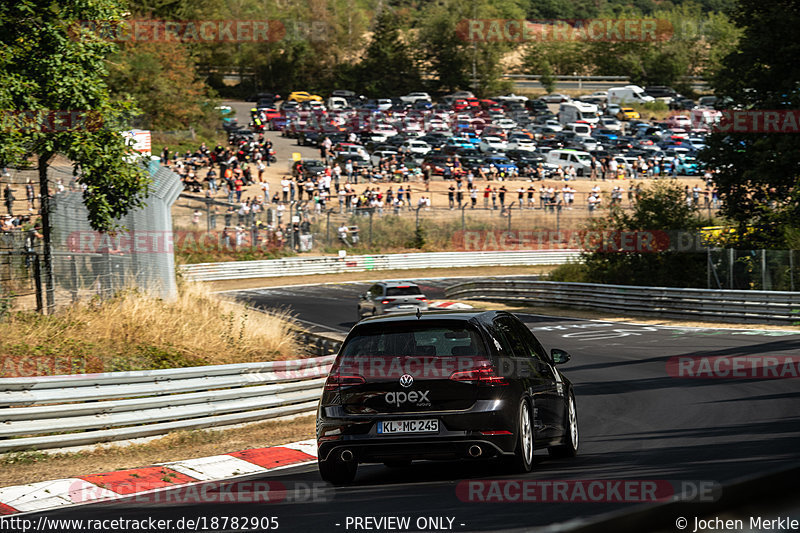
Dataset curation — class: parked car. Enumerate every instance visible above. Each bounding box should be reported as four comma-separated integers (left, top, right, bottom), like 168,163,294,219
479,136,507,153
541,93,570,103
287,91,323,102
616,108,641,121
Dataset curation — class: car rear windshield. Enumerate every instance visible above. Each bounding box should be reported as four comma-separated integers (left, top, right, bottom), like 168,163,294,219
385,286,422,296
341,322,487,359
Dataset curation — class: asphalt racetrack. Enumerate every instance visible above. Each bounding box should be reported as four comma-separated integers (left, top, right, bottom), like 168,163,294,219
29,278,800,532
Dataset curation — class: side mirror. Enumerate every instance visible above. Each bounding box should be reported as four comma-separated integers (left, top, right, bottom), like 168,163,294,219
551,348,571,365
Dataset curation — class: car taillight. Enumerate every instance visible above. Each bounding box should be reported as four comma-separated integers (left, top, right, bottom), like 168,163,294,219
381,298,395,305
450,365,508,386
324,373,365,391
480,430,512,435
416,297,427,301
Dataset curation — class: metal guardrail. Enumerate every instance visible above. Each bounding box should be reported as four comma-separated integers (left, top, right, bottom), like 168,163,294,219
0,350,343,453
445,280,800,324
180,250,581,282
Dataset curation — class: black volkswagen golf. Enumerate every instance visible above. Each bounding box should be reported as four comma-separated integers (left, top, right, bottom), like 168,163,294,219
316,310,578,484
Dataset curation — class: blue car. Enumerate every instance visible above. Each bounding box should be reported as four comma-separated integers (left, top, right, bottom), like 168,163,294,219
484,156,518,175
674,156,701,176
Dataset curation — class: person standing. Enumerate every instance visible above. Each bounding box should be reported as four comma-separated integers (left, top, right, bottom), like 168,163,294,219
23,179,35,211
483,185,491,209
470,186,477,209
3,183,15,215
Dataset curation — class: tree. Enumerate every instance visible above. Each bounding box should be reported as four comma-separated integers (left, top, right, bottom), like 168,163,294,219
580,182,710,287
359,9,421,97
700,0,800,248
0,0,151,311
108,41,213,131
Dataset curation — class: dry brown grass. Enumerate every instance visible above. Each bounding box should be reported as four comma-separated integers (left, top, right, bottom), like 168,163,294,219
0,415,316,486
0,282,303,376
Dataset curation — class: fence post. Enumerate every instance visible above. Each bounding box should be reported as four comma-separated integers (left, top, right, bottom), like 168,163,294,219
461,203,467,233
507,205,512,233
206,199,211,233
33,254,43,313
70,255,79,303
791,250,795,292
761,249,767,290
326,210,331,246
369,209,373,247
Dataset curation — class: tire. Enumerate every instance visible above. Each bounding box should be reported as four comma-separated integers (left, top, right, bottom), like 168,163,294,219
504,398,534,473
549,391,579,458
318,458,357,485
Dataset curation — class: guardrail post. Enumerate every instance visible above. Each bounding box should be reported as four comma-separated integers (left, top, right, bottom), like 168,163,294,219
729,249,734,289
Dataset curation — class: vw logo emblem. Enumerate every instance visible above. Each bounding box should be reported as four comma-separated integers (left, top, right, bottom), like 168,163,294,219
399,374,414,388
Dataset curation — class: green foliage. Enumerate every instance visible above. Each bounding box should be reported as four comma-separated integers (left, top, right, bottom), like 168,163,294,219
700,0,800,249
107,344,203,372
580,182,710,287
546,262,589,282
359,10,421,97
0,0,151,232
410,224,426,249
107,42,217,131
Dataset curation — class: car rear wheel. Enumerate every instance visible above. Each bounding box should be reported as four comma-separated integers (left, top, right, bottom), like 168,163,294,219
504,398,534,473
549,391,578,458
318,457,357,485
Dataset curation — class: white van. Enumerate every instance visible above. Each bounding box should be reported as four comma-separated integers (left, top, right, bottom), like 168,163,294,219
327,96,349,110
607,85,655,105
566,123,592,137
545,149,593,177
559,102,599,126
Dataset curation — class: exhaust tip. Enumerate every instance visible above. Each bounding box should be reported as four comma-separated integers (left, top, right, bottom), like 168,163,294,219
340,449,354,462
468,445,482,457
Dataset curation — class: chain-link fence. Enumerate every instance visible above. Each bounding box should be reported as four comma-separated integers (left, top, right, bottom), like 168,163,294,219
708,249,799,291
172,195,640,258
1,163,182,314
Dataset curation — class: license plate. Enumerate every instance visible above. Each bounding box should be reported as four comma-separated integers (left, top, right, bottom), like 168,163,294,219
377,419,438,434
396,305,414,310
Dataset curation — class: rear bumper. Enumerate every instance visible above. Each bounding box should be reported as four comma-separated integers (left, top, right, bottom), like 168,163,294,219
317,400,517,464
319,438,511,463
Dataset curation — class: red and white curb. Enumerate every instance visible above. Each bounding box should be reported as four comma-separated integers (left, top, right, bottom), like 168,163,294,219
0,439,317,515
429,301,474,309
